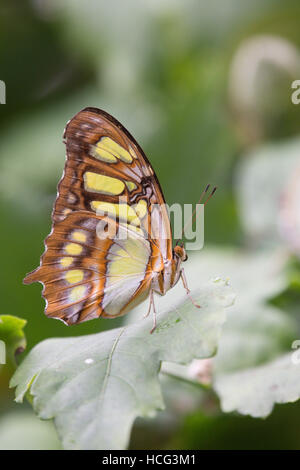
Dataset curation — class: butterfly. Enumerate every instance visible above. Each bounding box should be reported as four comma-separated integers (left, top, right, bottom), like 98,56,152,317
24,107,215,332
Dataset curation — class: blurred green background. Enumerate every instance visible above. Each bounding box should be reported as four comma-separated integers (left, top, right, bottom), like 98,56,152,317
1,0,300,449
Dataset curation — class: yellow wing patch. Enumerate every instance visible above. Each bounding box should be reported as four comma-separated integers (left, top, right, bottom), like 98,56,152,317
90,201,139,225
99,137,133,163
65,269,84,284
129,145,138,159
108,249,144,279
125,181,137,192
65,243,83,255
84,171,125,196
72,231,87,243
103,235,151,315
69,285,86,302
60,257,74,268
90,200,148,228
91,142,118,163
134,199,148,219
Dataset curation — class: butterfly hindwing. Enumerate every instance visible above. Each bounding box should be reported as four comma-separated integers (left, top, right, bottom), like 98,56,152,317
25,212,153,324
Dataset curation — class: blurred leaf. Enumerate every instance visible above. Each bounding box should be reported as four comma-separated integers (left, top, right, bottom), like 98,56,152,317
213,250,295,374
212,249,300,417
235,137,300,247
202,249,299,417
213,251,300,417
0,315,26,366
215,353,300,417
270,257,300,321
228,35,300,143
0,411,61,450
11,280,234,450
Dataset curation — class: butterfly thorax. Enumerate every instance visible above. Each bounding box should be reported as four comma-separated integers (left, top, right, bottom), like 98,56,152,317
152,245,187,296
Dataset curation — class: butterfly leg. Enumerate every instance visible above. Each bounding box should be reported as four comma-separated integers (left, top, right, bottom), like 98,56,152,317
144,289,154,318
180,268,201,309
144,289,157,334
150,291,157,334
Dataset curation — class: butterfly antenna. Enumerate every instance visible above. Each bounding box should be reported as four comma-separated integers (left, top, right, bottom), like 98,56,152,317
203,185,217,206
176,184,216,245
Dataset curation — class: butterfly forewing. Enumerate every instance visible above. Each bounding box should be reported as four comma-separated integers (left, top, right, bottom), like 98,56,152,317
24,107,172,324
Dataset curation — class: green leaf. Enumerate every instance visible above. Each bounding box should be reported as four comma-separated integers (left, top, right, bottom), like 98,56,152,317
11,279,234,450
0,315,27,366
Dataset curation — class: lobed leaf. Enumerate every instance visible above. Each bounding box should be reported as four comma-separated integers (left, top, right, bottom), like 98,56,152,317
11,279,234,450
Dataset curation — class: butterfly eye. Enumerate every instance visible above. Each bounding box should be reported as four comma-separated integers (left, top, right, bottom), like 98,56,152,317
174,245,187,261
